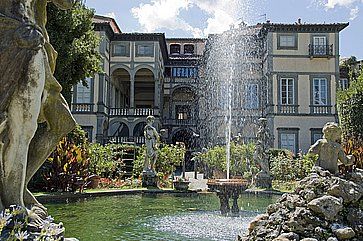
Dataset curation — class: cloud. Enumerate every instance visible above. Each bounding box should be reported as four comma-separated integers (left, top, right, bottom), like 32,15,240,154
131,0,253,37
349,6,359,19
324,0,361,8
105,12,116,19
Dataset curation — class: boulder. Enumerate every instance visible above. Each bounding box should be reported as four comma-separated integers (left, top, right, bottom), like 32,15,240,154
333,227,356,240
274,232,300,241
307,195,343,221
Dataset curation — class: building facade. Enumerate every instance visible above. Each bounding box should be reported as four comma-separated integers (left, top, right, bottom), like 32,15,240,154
71,15,348,155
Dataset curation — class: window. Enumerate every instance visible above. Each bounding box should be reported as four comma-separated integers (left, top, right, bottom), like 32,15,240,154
113,44,129,56
76,77,91,103
340,78,349,90
280,78,294,105
184,44,194,55
245,84,259,109
313,78,328,105
176,105,191,120
172,67,198,78
279,129,299,154
170,44,181,55
136,43,154,57
311,129,323,144
278,34,297,49
313,36,327,55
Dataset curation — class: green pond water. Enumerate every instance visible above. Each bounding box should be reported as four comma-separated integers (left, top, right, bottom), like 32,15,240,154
46,193,278,241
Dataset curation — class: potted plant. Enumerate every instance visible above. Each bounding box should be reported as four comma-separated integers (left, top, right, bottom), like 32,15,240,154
173,176,190,191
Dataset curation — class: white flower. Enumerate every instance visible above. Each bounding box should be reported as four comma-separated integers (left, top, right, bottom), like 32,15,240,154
15,230,29,241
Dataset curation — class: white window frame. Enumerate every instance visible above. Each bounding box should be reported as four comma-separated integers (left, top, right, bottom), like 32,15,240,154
313,36,327,55
313,78,328,105
280,35,295,47
280,133,297,154
76,78,91,103
245,84,259,109
280,78,295,105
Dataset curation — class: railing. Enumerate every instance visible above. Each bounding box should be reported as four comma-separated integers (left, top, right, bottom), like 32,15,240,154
71,103,94,113
310,105,332,114
277,105,299,114
163,118,197,126
108,108,159,117
106,136,146,145
164,77,197,84
309,44,333,57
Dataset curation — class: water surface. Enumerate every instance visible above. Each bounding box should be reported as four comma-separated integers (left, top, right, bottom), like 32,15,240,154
46,193,277,241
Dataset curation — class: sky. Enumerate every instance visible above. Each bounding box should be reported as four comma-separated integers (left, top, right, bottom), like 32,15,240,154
84,0,363,59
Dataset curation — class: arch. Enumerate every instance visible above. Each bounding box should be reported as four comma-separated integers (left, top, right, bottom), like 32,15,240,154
109,121,130,137
134,65,156,78
170,85,198,97
110,64,132,76
171,128,195,148
133,121,147,137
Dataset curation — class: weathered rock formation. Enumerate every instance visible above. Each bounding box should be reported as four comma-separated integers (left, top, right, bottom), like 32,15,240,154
241,167,363,241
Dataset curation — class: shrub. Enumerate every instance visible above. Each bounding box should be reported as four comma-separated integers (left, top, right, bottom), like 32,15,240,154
270,153,317,181
29,125,90,192
337,71,363,168
134,144,185,185
198,143,257,178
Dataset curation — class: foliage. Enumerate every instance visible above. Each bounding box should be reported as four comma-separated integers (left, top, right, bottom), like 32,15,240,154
0,206,64,240
134,144,185,183
47,2,102,103
269,148,294,159
337,68,363,168
198,143,257,178
29,126,90,192
270,153,317,182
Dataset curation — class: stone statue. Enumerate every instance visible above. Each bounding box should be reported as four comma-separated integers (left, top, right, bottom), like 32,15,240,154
253,118,272,188
143,115,160,171
0,0,76,215
142,116,159,187
308,122,355,174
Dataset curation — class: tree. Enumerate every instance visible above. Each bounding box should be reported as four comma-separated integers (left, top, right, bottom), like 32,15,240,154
337,65,363,168
47,2,102,103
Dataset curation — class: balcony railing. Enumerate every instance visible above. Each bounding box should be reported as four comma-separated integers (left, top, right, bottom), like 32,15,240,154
71,103,94,113
108,108,159,117
277,105,299,114
163,118,197,126
309,44,333,57
106,136,146,145
310,105,332,114
164,77,197,84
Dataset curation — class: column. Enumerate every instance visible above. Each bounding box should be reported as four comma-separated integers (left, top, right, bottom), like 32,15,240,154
154,77,159,109
130,75,135,115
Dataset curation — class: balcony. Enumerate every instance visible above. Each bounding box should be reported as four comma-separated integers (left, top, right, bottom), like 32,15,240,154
310,105,332,115
277,105,299,114
71,103,94,113
309,44,333,58
108,108,160,117
164,77,197,84
163,118,197,126
105,136,146,145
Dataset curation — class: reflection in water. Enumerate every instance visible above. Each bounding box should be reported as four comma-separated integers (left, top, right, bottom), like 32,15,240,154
46,194,278,241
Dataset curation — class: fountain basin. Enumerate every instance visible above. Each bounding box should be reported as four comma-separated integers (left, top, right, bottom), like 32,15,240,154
207,179,250,215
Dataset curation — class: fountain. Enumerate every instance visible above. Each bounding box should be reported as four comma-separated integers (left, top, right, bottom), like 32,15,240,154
200,9,267,216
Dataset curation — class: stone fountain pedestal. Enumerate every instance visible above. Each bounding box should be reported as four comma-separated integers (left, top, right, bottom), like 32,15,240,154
207,179,249,216
142,168,158,188
252,171,272,189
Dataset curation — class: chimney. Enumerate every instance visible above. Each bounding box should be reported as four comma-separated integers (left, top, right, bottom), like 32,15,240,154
297,18,301,24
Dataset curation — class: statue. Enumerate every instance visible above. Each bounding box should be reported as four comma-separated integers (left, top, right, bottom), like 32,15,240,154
0,0,76,227
252,118,272,188
142,116,159,187
308,122,355,174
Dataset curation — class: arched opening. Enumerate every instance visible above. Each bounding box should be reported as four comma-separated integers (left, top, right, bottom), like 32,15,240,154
111,68,131,108
172,128,196,172
109,121,129,137
133,122,147,137
134,68,155,109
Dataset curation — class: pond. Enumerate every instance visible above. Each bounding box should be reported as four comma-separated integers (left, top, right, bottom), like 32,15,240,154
46,193,278,241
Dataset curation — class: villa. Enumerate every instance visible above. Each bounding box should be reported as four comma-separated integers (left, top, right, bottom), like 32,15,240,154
71,15,349,159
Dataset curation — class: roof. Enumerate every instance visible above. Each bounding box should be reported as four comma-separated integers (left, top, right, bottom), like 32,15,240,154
93,15,122,34
261,22,349,33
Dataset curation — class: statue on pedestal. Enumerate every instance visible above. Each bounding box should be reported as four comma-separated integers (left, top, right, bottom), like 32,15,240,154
308,122,355,174
142,116,159,187
252,118,272,188
0,0,77,239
